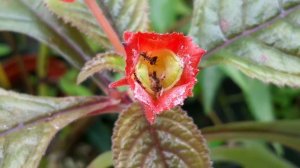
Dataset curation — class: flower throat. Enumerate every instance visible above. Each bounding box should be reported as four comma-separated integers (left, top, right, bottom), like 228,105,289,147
134,49,183,97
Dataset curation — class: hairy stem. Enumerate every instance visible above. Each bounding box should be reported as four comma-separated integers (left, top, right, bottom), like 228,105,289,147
84,0,126,56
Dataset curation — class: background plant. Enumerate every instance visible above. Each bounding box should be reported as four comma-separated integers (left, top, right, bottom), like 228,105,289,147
0,0,300,167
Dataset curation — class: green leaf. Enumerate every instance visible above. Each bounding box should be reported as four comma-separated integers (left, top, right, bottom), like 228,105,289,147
112,103,211,168
0,0,93,68
221,66,274,121
0,88,119,167
190,0,300,87
150,0,190,32
272,86,300,119
202,120,300,151
44,0,149,48
0,44,11,57
60,69,93,96
77,52,125,84
211,146,295,168
200,66,225,114
87,151,113,168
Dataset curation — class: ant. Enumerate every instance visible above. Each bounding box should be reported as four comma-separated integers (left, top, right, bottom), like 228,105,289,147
133,71,165,98
149,71,164,96
140,52,158,65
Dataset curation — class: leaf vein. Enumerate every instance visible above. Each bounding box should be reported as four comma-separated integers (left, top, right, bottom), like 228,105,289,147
206,4,300,58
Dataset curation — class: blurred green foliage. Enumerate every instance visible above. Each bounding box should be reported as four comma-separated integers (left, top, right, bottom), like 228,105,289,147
59,69,93,96
0,43,11,56
150,0,191,33
272,87,300,119
0,0,299,167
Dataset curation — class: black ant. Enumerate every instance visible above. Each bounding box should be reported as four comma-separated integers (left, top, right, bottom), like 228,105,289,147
149,71,163,95
133,71,165,97
140,52,158,65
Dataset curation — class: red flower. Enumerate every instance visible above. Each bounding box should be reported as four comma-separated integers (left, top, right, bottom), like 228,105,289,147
110,32,206,124
61,0,75,2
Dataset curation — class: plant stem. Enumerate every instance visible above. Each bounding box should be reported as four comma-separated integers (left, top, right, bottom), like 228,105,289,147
84,0,126,56
0,96,126,138
15,55,34,94
208,112,223,125
37,44,49,96
0,63,10,89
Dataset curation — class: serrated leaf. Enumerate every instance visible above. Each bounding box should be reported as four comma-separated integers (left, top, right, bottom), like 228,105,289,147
202,120,300,151
190,0,300,87
0,88,119,168
211,146,295,168
77,52,125,84
0,0,93,68
44,0,149,48
112,103,211,168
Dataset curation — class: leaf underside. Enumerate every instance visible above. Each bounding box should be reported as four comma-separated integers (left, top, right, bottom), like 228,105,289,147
77,52,125,84
0,88,112,168
112,103,212,168
190,0,300,87
44,0,149,48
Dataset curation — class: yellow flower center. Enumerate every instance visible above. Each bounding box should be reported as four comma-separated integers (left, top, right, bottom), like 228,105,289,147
134,49,183,97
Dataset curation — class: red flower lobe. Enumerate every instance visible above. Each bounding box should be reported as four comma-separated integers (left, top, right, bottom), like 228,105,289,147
110,32,206,124
61,0,75,2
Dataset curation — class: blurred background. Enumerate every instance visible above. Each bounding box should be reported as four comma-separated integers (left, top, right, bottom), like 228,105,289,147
0,0,299,167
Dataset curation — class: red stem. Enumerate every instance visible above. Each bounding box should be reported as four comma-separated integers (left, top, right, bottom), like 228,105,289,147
84,0,126,56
